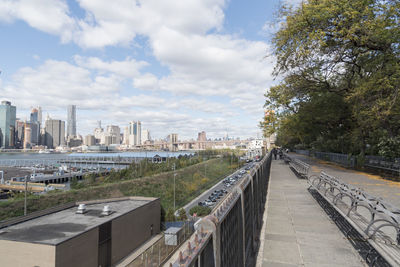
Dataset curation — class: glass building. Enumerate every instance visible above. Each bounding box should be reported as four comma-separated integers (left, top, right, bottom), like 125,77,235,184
0,101,16,148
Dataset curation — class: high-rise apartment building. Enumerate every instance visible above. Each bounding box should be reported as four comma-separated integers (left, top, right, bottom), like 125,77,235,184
44,117,65,148
67,105,77,137
0,101,16,148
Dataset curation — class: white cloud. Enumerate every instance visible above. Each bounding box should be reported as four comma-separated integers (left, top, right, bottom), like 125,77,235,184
0,0,76,42
0,0,274,139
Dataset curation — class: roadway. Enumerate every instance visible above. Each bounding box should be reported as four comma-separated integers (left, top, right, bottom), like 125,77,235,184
180,162,255,217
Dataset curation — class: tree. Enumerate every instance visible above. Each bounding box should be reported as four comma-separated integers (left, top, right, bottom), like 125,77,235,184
165,207,176,222
264,0,400,157
177,208,188,221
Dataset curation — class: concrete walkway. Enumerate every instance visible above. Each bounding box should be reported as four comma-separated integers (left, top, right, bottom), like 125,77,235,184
257,160,366,267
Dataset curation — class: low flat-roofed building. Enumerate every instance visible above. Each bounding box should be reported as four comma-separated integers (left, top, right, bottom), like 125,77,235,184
0,196,160,267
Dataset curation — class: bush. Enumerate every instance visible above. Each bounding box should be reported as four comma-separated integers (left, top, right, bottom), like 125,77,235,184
177,208,187,221
165,207,176,222
189,206,211,217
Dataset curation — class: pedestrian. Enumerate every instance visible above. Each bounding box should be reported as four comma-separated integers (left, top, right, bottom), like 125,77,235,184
278,149,283,159
273,148,277,160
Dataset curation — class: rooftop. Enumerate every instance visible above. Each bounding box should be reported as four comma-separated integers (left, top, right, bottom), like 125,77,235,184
0,197,158,245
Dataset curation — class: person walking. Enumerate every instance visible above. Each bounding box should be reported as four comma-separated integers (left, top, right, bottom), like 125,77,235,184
273,148,277,160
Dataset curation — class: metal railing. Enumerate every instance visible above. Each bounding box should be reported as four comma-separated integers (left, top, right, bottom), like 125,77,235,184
294,150,400,175
314,151,356,168
125,221,194,267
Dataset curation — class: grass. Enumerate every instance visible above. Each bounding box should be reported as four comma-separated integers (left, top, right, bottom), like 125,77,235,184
0,154,241,221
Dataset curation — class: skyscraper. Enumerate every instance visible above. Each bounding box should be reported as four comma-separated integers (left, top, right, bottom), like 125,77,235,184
44,117,65,148
0,101,16,148
128,121,141,146
30,108,40,146
67,105,76,137
141,129,150,144
23,123,31,149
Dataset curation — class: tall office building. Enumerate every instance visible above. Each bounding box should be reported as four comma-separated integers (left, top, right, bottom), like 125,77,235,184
0,101,16,148
29,108,41,146
44,117,65,148
37,106,42,125
123,126,129,145
141,129,150,144
23,123,31,149
128,121,141,146
15,119,25,149
94,120,104,144
67,105,76,137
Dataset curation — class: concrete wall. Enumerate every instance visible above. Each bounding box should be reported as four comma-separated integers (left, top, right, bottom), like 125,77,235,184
0,239,55,267
56,228,98,267
111,199,161,264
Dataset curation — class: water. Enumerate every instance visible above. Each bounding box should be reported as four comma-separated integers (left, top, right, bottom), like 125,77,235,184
0,151,194,160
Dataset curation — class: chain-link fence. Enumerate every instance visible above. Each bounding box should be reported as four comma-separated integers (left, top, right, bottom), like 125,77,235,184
125,221,194,267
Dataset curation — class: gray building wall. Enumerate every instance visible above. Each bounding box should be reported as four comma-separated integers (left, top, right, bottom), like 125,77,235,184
56,228,98,267
45,119,65,148
0,101,16,148
111,199,161,264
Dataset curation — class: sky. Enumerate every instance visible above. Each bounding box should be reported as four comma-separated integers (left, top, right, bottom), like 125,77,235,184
0,0,298,140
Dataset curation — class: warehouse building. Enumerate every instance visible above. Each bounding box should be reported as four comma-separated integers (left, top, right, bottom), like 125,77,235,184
0,197,160,267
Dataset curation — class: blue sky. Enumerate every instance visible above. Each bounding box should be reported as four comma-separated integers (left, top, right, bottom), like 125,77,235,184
0,0,294,140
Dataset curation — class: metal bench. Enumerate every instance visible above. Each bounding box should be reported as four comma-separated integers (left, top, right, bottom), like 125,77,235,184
308,171,400,266
289,159,310,179
282,153,291,164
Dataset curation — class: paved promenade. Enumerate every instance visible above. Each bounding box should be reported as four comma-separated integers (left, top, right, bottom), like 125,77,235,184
257,160,366,267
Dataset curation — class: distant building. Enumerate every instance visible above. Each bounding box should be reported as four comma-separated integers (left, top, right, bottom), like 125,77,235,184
15,119,24,148
123,126,129,145
141,129,150,144
247,138,265,158
67,135,82,148
23,123,31,149
44,116,65,148
94,120,104,144
0,101,16,148
197,131,207,142
128,121,141,146
84,134,96,146
0,197,161,267
104,125,120,145
67,105,77,137
168,133,178,143
29,108,41,146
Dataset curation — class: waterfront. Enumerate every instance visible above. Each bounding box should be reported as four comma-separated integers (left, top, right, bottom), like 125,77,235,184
0,151,194,160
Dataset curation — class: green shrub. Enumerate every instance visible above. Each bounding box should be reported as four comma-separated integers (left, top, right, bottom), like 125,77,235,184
189,206,211,217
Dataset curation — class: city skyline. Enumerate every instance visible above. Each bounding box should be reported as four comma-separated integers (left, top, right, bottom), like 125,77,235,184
0,0,294,140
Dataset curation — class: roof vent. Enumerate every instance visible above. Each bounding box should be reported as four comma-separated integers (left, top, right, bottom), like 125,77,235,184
76,204,87,214
101,205,112,216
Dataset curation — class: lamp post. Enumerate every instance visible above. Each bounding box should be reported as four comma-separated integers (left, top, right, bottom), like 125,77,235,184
173,163,176,212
